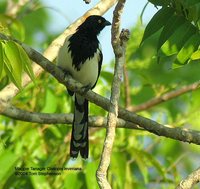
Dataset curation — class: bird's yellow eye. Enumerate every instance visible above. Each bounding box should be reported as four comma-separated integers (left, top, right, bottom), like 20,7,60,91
98,19,102,24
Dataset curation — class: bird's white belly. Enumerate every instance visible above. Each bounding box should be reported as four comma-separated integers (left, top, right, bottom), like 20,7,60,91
57,39,99,88
72,57,99,87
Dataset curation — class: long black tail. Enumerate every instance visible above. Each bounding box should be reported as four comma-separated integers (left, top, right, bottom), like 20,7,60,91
70,93,88,158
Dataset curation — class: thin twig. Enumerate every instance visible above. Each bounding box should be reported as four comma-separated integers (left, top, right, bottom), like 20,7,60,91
129,81,200,112
155,153,188,184
176,167,200,189
96,1,128,188
123,63,131,108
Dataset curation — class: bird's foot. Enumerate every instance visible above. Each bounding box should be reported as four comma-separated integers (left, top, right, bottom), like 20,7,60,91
57,66,74,95
59,67,72,78
81,84,92,94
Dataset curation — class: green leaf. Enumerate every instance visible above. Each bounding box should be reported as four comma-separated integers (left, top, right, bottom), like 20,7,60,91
141,150,166,179
184,0,200,6
64,172,83,188
101,71,113,83
187,3,200,24
0,15,25,40
48,126,62,139
148,0,169,6
0,15,11,36
0,75,9,90
191,50,200,60
27,162,51,189
3,49,21,89
0,150,19,187
160,21,197,56
85,161,99,189
141,7,175,45
41,89,57,113
0,41,3,77
16,43,35,81
157,15,186,51
11,124,32,141
133,150,148,184
111,152,126,188
4,41,23,89
9,19,25,41
124,163,134,188
174,33,200,66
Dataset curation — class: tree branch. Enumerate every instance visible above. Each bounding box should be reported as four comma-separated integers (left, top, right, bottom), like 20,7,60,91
1,105,140,130
96,1,128,188
176,167,200,189
1,34,200,147
123,62,131,108
6,0,29,17
0,0,117,104
129,81,200,112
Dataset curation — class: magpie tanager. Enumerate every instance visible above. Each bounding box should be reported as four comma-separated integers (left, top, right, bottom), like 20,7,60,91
57,15,111,158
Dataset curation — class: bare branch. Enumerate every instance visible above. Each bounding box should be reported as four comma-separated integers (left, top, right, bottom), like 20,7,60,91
129,81,200,112
176,167,200,189
1,34,200,147
0,0,117,104
1,105,140,130
96,1,129,188
123,63,131,108
6,0,29,17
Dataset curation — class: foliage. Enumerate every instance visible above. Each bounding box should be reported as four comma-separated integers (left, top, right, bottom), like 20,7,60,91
0,40,34,89
0,0,50,90
145,0,200,68
0,0,200,189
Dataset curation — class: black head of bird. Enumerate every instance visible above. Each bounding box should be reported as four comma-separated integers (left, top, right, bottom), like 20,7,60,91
77,15,111,36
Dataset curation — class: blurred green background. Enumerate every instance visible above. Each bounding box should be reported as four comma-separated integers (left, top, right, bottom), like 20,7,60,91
0,0,200,188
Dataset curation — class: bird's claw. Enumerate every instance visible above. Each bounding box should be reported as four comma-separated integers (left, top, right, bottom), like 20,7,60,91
81,84,92,94
58,66,72,78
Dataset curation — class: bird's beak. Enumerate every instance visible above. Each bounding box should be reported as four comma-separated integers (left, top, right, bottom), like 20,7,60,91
104,20,111,26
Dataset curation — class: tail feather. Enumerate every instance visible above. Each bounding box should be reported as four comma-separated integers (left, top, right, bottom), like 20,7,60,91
70,93,88,158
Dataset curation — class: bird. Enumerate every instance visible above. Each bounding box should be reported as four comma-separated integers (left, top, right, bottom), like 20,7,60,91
57,15,111,158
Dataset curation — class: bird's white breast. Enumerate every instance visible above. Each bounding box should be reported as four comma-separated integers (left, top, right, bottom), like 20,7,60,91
57,37,100,88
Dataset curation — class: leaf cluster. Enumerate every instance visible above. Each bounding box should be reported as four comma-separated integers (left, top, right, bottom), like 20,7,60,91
0,40,34,90
143,0,200,67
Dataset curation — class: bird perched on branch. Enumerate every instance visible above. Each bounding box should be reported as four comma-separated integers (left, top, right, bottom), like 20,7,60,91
57,15,111,158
